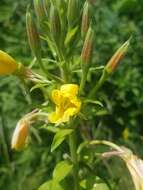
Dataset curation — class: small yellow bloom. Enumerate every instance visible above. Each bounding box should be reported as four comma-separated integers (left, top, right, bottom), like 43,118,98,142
122,128,130,140
11,119,30,151
0,50,18,75
49,84,81,125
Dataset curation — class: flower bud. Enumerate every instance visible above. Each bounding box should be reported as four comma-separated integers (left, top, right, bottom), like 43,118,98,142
26,11,41,60
33,0,46,20
105,40,130,74
50,4,61,46
67,0,80,28
81,27,94,64
81,1,91,37
0,50,18,75
11,119,30,151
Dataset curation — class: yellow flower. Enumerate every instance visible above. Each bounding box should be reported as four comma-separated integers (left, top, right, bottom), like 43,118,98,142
11,119,30,151
0,50,18,75
49,84,81,125
122,128,130,140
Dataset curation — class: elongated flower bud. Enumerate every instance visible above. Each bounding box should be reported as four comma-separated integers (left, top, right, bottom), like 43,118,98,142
0,50,18,75
81,1,91,37
67,0,80,27
11,119,30,151
81,27,94,64
26,11,41,60
33,0,46,20
50,4,61,45
105,40,130,74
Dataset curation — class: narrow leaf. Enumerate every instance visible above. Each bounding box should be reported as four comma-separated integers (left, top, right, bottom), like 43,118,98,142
51,129,73,152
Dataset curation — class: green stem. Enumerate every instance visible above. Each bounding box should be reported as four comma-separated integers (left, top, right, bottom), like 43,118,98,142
62,61,69,82
79,67,88,95
37,58,64,83
88,70,109,98
69,130,79,190
0,116,10,164
37,57,46,73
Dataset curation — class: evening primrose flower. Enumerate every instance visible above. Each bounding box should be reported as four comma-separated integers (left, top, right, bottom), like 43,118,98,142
11,119,30,151
49,84,81,125
0,50,18,75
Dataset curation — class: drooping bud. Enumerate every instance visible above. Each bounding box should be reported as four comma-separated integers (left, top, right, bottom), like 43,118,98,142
11,119,30,151
126,155,143,190
50,3,61,46
33,0,46,21
81,27,94,64
0,50,18,75
105,40,130,74
26,11,41,60
67,0,80,28
81,1,91,37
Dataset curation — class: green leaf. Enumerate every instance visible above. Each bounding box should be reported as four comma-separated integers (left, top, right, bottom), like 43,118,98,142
80,177,109,190
53,161,73,182
51,129,73,152
72,66,104,73
85,99,104,107
64,26,78,47
30,83,48,92
40,125,60,133
38,180,64,190
92,183,109,190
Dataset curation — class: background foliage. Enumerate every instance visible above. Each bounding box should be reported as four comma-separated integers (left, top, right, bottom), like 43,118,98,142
0,0,143,189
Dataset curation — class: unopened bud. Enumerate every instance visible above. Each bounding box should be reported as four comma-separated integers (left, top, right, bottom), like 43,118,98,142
105,40,130,74
67,0,80,28
81,1,91,37
33,0,46,20
81,27,94,64
0,50,18,75
50,4,61,46
26,11,41,60
11,119,30,151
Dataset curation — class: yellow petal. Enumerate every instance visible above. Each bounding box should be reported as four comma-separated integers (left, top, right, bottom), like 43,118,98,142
60,84,79,97
62,107,77,122
0,50,18,75
71,98,81,111
48,107,63,124
51,89,62,105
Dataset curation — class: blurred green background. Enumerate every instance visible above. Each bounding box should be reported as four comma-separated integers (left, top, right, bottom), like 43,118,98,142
0,0,143,189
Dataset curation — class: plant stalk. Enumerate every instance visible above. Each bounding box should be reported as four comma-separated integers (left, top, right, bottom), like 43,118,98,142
69,130,79,190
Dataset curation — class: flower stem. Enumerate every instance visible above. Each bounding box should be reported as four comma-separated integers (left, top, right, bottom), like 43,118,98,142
69,130,79,190
88,70,109,98
79,65,89,95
